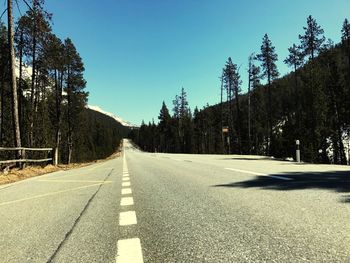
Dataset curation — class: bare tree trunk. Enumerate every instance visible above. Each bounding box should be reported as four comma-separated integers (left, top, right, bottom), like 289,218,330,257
67,86,73,164
267,75,273,156
0,77,3,146
30,4,37,147
220,73,224,153
8,0,22,158
0,68,5,146
234,84,242,154
54,69,63,165
18,31,23,141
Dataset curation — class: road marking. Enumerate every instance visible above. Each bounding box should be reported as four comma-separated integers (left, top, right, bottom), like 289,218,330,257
225,168,292,181
225,168,266,176
118,140,143,263
122,182,131,187
88,162,107,171
120,197,134,206
116,238,144,263
0,183,106,207
267,175,293,181
119,211,137,226
121,188,132,195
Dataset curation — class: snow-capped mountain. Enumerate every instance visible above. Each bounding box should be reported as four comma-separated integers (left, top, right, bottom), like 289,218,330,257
87,105,136,128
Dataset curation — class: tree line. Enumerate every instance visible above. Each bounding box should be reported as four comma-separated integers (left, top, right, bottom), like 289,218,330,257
131,15,350,164
1,0,126,164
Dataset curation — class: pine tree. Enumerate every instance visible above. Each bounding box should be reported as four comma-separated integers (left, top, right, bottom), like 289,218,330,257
299,16,326,162
248,54,261,154
284,43,303,136
256,34,279,155
24,0,52,146
341,18,350,42
158,101,171,152
44,33,64,164
224,57,242,154
0,23,8,146
299,15,325,60
64,38,87,164
7,0,22,161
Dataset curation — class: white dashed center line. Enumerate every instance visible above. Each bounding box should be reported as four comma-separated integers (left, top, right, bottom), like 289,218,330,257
119,210,137,226
117,140,144,263
120,197,134,206
122,182,131,187
121,188,132,195
116,238,143,263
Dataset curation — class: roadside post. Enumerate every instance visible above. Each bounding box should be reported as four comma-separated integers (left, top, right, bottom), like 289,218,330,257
222,126,230,154
296,140,301,163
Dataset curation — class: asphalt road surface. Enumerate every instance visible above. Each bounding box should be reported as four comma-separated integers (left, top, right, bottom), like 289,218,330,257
1,139,350,262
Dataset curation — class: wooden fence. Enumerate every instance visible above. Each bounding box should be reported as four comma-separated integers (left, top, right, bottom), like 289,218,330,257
0,147,55,166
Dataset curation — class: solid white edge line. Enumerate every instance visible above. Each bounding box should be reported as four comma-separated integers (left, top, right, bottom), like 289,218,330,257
225,168,292,181
116,238,144,263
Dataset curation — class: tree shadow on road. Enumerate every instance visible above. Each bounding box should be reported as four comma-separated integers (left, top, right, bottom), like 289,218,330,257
213,170,350,202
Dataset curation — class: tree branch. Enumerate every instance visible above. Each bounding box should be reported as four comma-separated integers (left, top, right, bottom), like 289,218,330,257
0,8,7,21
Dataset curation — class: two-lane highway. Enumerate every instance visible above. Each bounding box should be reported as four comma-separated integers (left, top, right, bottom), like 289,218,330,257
1,139,350,262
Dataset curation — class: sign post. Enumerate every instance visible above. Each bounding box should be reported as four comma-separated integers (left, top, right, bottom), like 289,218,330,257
296,140,300,163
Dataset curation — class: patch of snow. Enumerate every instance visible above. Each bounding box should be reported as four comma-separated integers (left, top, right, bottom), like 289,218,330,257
87,105,136,128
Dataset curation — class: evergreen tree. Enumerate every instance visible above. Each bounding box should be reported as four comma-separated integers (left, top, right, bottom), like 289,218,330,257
224,57,242,154
0,23,9,146
44,33,65,163
64,38,87,164
20,0,52,146
284,43,303,136
341,18,350,42
248,54,261,154
299,15,325,60
8,0,22,160
299,16,326,162
256,34,279,155
158,101,171,152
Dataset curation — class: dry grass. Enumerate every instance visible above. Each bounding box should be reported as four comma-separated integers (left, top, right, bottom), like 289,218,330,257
0,151,122,186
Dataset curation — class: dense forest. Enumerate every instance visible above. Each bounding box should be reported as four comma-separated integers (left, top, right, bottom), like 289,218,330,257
0,0,128,164
131,16,350,164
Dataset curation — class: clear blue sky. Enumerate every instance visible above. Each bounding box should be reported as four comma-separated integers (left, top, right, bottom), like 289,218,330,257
22,1,350,124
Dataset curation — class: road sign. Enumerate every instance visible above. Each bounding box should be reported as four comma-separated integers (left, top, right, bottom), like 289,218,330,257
222,126,229,133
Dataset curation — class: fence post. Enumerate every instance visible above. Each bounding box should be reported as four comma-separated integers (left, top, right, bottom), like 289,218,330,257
53,147,58,166
21,149,26,169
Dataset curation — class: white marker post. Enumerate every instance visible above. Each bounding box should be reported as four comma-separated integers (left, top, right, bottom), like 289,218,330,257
296,140,301,163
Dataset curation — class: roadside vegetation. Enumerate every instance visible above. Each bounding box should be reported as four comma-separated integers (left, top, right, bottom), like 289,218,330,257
131,16,350,164
0,0,128,168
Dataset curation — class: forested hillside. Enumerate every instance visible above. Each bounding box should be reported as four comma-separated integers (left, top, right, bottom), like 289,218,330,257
0,0,128,164
131,16,350,164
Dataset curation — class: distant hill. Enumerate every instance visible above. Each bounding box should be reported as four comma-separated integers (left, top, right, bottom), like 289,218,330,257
73,108,131,162
87,105,137,128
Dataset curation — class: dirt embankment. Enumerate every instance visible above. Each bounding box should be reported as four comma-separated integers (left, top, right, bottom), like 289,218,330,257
0,151,121,186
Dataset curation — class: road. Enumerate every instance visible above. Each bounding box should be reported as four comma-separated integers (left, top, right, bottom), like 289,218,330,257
1,139,350,262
